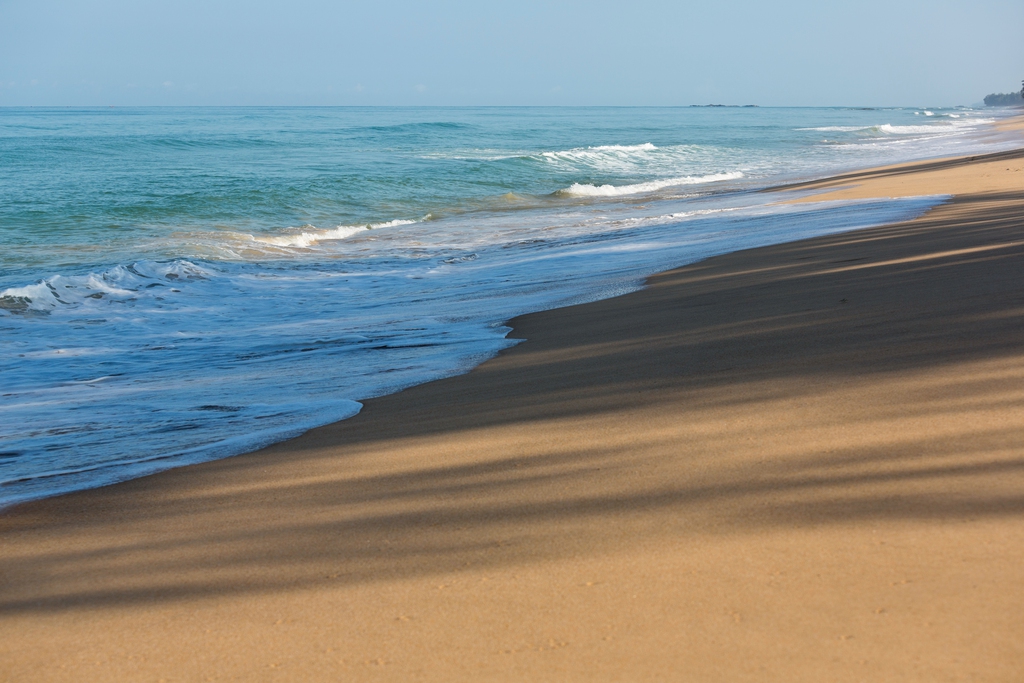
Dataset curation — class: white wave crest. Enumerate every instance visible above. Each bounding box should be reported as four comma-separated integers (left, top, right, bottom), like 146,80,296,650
799,125,873,132
0,260,210,314
557,171,743,197
800,117,991,136
542,143,657,160
878,123,941,135
538,143,659,171
254,219,418,248
591,143,657,152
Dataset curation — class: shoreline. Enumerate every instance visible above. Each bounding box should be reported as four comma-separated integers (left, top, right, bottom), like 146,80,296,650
4,141,1022,512
773,146,1024,203
4,109,1019,509
4,123,1024,679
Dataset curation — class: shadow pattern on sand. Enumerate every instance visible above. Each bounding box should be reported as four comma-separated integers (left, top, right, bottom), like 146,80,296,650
3,192,1024,615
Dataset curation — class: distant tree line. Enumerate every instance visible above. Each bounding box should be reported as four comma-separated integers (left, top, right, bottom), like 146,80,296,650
984,86,1023,106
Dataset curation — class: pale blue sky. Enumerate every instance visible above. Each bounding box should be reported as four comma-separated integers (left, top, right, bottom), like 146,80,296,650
1,0,1021,107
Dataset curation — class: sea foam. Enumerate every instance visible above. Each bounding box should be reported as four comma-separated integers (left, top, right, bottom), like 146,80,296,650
557,171,744,197
254,219,419,248
800,117,992,136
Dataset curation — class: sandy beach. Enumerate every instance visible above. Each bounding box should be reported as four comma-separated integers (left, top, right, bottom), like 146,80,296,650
3,128,1024,681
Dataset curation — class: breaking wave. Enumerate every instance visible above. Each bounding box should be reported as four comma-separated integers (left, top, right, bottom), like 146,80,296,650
253,218,419,248
0,261,210,314
557,171,744,197
799,117,992,136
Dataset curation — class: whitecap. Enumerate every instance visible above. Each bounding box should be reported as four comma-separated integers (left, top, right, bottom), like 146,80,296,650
798,125,875,132
557,171,743,197
537,143,660,172
254,219,418,248
543,142,658,159
0,260,210,314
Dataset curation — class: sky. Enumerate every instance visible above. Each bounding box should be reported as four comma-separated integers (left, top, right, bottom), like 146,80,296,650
1,0,1022,107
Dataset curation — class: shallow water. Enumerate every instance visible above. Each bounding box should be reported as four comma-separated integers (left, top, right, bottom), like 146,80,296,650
0,106,1017,506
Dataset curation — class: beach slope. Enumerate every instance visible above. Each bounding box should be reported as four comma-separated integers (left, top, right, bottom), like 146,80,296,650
3,149,1024,681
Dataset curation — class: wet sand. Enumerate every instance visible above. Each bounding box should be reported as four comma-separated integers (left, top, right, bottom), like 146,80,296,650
3,140,1024,681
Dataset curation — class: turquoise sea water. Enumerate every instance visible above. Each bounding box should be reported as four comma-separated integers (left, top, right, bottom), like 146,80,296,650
0,106,1017,506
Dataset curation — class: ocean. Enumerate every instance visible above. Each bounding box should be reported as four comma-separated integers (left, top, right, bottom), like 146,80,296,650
0,105,1017,507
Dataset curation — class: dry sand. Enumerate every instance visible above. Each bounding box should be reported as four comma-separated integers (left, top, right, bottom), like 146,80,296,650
3,136,1024,681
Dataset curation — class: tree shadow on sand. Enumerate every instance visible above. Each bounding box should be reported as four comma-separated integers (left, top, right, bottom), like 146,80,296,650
4,192,1024,615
